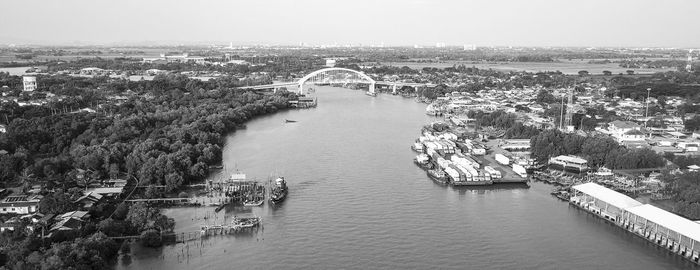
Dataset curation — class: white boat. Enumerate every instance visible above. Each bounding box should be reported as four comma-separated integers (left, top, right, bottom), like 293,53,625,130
243,200,264,207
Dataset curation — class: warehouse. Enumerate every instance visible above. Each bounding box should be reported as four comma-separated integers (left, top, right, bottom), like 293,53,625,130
621,204,700,262
569,182,642,222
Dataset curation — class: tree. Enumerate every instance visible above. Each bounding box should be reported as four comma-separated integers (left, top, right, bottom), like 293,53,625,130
38,190,77,214
657,95,667,108
684,116,700,132
140,229,162,247
578,70,589,76
535,89,556,104
603,70,612,76
626,70,635,75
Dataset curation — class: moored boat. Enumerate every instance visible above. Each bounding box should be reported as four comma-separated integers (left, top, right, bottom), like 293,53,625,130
243,199,264,207
414,154,433,170
232,216,261,229
269,176,288,204
411,142,424,152
427,169,448,184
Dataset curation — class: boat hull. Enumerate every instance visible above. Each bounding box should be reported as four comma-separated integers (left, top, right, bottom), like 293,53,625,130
427,171,448,185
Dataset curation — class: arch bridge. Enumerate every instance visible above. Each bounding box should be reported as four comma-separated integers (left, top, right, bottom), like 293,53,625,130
297,67,375,95
240,67,434,95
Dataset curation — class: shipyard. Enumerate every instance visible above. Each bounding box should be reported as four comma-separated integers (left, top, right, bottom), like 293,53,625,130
413,122,530,187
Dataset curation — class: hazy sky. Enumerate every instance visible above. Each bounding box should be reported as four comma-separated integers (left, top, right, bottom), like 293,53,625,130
2,0,699,47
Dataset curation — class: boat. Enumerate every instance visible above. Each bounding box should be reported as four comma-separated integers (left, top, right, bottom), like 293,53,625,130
411,142,424,152
214,203,227,213
232,216,261,229
269,176,288,204
285,119,297,123
243,198,264,207
365,91,377,97
414,154,433,170
427,169,448,185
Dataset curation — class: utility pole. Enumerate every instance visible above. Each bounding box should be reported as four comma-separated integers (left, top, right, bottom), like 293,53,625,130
559,95,565,130
645,88,651,127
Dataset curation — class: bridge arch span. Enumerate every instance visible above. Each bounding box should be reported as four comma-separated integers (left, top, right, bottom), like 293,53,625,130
297,67,376,95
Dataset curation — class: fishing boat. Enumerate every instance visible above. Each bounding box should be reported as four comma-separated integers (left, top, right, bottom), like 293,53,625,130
243,199,264,207
269,176,288,204
427,169,448,184
285,119,297,123
414,154,433,170
232,216,261,229
411,142,424,152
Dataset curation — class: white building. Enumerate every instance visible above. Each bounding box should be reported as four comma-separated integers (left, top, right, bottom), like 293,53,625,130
0,195,42,214
23,76,36,91
608,120,644,142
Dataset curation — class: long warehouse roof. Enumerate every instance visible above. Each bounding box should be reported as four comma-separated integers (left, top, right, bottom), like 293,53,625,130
625,204,700,243
572,182,643,210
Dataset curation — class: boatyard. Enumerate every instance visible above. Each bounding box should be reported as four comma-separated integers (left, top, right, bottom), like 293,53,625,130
413,121,529,187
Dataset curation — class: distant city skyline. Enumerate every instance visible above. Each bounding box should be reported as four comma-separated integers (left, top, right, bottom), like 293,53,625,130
2,0,699,48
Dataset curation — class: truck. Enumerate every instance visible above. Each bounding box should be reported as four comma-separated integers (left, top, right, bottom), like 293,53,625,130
471,148,486,156
512,164,527,178
495,154,510,165
484,166,502,179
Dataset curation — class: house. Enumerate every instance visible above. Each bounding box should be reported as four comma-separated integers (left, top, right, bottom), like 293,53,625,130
85,187,124,197
57,210,89,220
618,129,646,143
49,217,83,233
74,192,103,209
20,213,45,233
46,211,89,237
608,120,644,143
0,217,21,232
688,165,700,172
0,194,42,214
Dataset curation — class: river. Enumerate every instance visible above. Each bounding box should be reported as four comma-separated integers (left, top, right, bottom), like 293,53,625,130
118,86,696,269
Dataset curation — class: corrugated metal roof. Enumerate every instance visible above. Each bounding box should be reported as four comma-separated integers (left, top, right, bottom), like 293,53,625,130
625,204,700,243
572,182,643,210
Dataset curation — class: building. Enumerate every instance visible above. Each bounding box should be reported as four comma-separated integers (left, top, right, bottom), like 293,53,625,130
570,182,642,222
325,59,336,67
0,195,42,214
622,204,700,262
570,182,700,264
548,155,589,173
22,76,36,91
74,192,103,209
608,120,642,136
85,187,124,197
142,53,207,65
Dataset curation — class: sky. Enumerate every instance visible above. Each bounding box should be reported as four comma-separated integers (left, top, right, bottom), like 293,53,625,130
1,0,699,47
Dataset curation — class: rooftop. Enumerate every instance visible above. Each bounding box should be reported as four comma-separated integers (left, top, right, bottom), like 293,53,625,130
625,204,700,243
572,182,643,210
609,120,641,129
